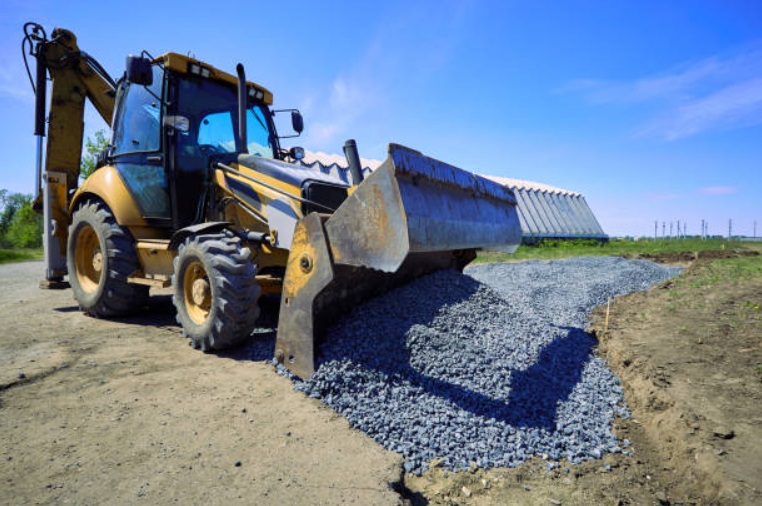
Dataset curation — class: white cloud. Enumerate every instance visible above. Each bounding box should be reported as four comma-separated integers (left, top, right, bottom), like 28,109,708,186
564,43,762,140
647,192,681,201
0,59,34,103
643,78,762,139
303,75,381,148
298,1,474,153
0,83,32,102
698,186,737,196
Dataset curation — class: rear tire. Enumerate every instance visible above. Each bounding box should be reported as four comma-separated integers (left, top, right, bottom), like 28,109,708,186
67,200,148,316
172,231,261,350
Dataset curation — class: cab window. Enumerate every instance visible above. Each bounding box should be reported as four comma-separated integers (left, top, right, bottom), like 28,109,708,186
112,66,163,155
197,111,236,152
195,106,274,158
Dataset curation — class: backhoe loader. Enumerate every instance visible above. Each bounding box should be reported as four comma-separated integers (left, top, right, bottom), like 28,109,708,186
23,23,522,378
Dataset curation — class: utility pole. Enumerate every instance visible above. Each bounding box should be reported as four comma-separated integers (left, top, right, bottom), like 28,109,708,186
662,222,666,237
654,220,658,239
728,219,732,239
670,222,673,237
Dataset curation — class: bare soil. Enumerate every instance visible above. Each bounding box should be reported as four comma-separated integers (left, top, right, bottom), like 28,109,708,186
0,261,403,506
2,252,760,506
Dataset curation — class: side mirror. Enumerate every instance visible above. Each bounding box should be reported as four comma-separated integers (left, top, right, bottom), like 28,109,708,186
126,55,153,85
273,108,304,139
291,110,304,134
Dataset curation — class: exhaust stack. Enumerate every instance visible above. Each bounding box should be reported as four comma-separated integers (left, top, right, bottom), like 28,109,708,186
236,63,248,154
343,139,364,185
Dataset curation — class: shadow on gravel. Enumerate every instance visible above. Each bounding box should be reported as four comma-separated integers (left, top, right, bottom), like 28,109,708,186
301,270,598,431
504,327,595,429
359,326,594,431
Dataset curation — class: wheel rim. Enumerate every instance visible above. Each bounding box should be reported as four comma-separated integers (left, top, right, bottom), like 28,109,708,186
74,224,103,293
183,260,211,325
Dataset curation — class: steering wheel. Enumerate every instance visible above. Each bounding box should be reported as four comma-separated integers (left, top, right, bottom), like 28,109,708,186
198,144,222,156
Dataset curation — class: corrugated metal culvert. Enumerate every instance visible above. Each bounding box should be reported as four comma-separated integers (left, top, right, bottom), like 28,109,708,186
484,176,607,244
299,150,607,245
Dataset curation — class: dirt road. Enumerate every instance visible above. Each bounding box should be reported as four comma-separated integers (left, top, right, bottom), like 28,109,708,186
0,261,403,505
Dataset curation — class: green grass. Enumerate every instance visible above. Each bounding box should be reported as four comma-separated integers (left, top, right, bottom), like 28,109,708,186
475,238,756,263
0,248,43,264
674,253,762,289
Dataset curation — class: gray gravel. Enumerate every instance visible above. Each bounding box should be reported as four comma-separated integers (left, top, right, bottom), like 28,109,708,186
261,256,682,475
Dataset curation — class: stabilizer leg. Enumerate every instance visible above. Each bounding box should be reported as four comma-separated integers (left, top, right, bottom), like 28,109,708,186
40,170,69,289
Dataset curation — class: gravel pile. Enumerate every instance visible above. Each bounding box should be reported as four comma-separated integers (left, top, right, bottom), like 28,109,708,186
269,256,682,474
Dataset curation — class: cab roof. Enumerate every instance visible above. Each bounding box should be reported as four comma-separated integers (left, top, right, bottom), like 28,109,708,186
155,52,274,105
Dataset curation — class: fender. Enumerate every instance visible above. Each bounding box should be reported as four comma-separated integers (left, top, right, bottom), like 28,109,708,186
70,166,146,227
169,222,231,250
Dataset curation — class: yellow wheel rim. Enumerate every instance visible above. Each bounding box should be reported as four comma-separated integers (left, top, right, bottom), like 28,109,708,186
74,224,103,294
183,260,211,325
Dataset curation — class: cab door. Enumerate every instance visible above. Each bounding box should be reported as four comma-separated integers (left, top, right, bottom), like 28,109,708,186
110,65,171,227
165,72,215,230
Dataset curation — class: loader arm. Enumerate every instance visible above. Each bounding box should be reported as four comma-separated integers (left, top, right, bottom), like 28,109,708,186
24,23,116,283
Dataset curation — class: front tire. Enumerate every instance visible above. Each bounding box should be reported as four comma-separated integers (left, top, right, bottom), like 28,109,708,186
172,231,261,350
67,200,148,316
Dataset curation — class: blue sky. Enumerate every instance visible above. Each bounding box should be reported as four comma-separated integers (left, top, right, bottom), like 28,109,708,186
1,0,760,237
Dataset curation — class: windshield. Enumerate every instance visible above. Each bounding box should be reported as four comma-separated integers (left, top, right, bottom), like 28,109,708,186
175,74,275,158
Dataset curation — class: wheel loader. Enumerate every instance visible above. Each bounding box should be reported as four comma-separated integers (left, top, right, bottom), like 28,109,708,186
23,22,522,378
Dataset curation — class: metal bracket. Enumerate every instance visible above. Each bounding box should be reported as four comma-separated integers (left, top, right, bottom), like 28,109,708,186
274,213,335,378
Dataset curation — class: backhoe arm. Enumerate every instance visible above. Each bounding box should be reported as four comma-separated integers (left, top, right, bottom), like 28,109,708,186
28,24,115,199
24,23,116,283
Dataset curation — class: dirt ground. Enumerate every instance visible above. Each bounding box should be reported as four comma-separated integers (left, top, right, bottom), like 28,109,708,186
2,252,761,505
0,261,403,506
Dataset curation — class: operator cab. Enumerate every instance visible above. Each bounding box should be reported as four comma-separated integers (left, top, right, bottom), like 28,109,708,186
111,55,286,230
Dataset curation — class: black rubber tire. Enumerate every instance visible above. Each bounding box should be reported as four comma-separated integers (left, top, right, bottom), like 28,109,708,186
172,231,261,350
67,200,149,317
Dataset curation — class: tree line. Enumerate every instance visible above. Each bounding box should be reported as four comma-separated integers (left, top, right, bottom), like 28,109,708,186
1,130,109,250
0,190,41,248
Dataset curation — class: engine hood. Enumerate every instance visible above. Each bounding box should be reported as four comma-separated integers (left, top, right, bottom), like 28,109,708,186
237,154,348,189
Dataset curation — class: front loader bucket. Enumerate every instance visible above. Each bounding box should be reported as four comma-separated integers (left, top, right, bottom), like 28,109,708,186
275,144,521,378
